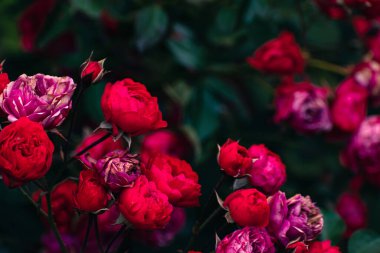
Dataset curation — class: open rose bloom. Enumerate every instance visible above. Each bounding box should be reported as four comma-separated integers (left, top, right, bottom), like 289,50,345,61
0,73,76,129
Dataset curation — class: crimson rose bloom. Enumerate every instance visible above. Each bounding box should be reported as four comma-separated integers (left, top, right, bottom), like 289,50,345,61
74,170,109,212
0,73,9,94
223,188,269,227
247,144,286,195
336,192,367,237
246,32,305,75
0,117,54,187
274,80,332,133
101,78,167,136
331,78,368,133
217,139,252,177
118,175,173,230
75,129,124,169
308,240,341,253
143,153,201,207
33,179,77,233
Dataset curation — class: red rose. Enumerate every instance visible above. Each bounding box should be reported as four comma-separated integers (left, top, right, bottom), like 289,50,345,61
308,240,341,253
331,78,368,133
81,60,105,83
246,32,305,75
118,175,173,229
217,139,252,177
18,0,56,51
0,117,54,187
314,0,347,19
142,153,201,207
74,170,109,212
223,188,270,227
0,73,10,94
286,241,308,253
33,179,78,233
101,78,167,136
75,129,124,169
336,192,367,237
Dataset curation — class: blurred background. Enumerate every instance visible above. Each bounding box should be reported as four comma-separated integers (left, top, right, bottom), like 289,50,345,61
0,0,379,252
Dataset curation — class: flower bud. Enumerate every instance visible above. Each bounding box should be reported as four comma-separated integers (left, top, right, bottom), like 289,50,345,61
74,170,109,212
118,175,173,230
247,144,286,195
0,74,76,129
0,73,10,95
95,150,141,192
217,139,251,177
286,242,308,253
81,58,106,84
308,240,341,253
216,227,275,253
223,188,270,227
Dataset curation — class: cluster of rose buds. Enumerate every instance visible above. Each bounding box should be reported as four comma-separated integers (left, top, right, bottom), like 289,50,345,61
213,138,336,253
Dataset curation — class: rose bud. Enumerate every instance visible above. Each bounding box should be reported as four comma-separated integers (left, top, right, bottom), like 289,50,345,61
336,192,367,237
0,72,10,94
268,192,324,247
223,188,270,227
33,179,78,233
217,139,252,177
142,153,201,207
101,78,167,136
351,60,380,106
141,129,190,159
81,58,106,84
118,175,173,230
75,129,125,169
247,144,286,195
134,207,186,247
246,32,305,75
95,150,141,192
308,240,341,253
341,116,380,186
313,0,347,19
18,0,56,51
274,80,332,133
74,170,109,213
216,227,275,253
0,74,76,129
287,242,308,253
331,78,368,133
0,117,54,187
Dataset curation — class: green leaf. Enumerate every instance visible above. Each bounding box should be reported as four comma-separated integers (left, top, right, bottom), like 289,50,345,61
135,4,168,51
321,210,346,245
349,230,380,253
70,0,103,18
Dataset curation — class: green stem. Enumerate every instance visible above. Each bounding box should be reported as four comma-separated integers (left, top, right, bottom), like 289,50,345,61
19,186,48,218
46,192,68,253
308,58,349,76
105,224,127,253
81,214,94,253
94,215,104,253
198,207,223,232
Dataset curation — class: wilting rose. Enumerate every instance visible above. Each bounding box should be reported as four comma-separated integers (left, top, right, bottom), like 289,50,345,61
331,78,368,133
217,139,252,177
101,78,167,136
336,192,367,237
308,240,341,253
0,117,54,187
81,59,106,83
247,144,286,195
134,207,186,247
216,227,275,253
274,80,332,133
18,0,56,51
267,191,323,247
223,188,269,227
286,242,308,253
95,150,141,192
313,0,347,19
142,153,201,207
74,170,109,212
0,74,76,129
141,129,190,159
75,129,124,169
118,175,173,230
246,32,305,75
341,116,380,186
33,179,78,233
0,73,9,94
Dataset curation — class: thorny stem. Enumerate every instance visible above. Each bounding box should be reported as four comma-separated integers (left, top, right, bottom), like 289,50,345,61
19,186,48,218
47,191,68,253
105,224,127,253
308,58,349,76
